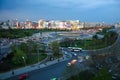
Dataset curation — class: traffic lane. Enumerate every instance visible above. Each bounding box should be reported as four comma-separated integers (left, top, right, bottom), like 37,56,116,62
6,58,74,80
74,51,89,56
29,57,77,80
29,61,68,80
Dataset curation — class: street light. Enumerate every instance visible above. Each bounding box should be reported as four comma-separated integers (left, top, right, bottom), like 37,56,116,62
37,46,39,63
22,56,26,67
0,40,1,55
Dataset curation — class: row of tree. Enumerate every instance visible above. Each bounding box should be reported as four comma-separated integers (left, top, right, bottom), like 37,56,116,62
60,31,118,50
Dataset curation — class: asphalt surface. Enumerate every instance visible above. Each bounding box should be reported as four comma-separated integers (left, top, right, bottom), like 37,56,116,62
0,44,11,60
6,60,69,80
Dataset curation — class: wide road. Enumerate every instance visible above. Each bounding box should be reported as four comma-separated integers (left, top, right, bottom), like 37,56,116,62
6,48,87,80
7,60,70,80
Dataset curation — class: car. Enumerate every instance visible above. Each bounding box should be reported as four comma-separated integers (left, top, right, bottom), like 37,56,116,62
18,73,29,80
64,52,67,55
50,78,58,80
67,59,77,66
78,59,83,62
72,53,77,56
67,62,71,66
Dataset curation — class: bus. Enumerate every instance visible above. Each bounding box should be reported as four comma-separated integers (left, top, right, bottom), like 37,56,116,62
68,47,82,52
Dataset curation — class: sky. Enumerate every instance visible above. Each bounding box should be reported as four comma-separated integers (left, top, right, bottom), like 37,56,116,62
0,0,120,23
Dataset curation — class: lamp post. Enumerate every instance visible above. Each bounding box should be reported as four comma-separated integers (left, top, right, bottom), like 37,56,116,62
22,56,26,67
0,41,1,55
37,46,39,63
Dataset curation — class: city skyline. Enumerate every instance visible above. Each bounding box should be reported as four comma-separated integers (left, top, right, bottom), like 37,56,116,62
0,0,120,23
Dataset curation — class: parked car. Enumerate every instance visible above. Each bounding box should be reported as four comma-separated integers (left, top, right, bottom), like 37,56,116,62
18,73,29,80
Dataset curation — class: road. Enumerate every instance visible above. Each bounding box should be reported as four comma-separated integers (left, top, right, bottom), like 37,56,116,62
0,44,11,60
6,48,88,80
7,60,69,80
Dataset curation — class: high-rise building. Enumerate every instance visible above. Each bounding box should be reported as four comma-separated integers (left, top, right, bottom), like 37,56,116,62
115,23,120,29
25,20,32,29
38,19,44,29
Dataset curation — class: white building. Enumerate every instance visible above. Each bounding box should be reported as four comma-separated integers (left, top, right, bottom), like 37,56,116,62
38,19,44,29
115,23,120,28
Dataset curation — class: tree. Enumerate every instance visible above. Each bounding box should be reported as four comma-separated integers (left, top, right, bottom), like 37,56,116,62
26,41,38,54
39,43,46,52
63,65,80,79
0,22,4,29
66,70,94,80
50,41,60,57
24,31,30,36
92,67,112,80
18,43,28,53
103,31,118,45
92,34,98,40
12,48,27,65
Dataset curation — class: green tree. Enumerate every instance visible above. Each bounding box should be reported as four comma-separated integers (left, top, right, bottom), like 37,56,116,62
103,31,118,45
12,48,27,65
92,67,112,80
0,22,4,29
50,41,60,57
26,41,38,54
10,44,16,53
67,70,94,80
39,43,46,52
64,65,79,79
32,42,38,53
92,34,98,40
24,31,30,36
18,43,28,53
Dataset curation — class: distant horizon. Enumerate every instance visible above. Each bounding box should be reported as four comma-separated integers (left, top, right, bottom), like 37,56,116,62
0,0,120,24
0,18,117,25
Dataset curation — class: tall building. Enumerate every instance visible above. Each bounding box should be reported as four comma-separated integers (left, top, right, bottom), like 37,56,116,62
70,20,80,30
38,19,44,29
32,22,38,29
115,23,120,29
10,19,18,29
79,22,84,29
25,20,32,29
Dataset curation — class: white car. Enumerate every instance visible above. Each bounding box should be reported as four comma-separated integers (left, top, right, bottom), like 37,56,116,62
64,52,67,55
73,53,77,56
74,53,77,56
78,59,83,62
67,62,71,66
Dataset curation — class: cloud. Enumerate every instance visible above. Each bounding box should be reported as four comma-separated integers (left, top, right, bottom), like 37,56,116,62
28,0,118,9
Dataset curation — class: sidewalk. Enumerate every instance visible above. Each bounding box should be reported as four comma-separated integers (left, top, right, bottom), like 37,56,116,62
0,55,69,80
